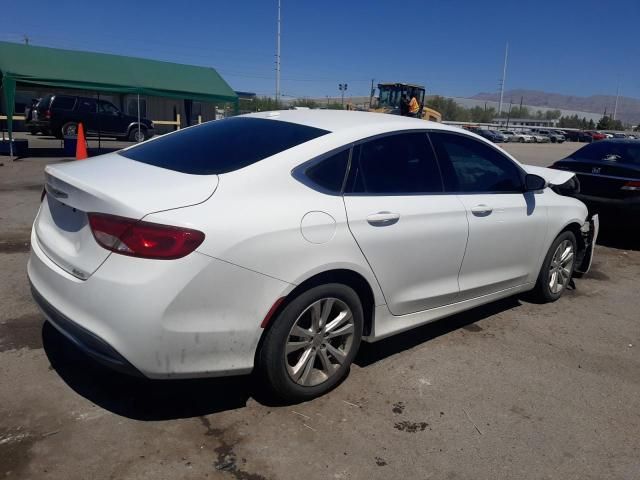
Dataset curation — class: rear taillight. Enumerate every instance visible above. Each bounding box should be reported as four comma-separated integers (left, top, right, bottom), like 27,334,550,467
44,110,51,119
88,213,205,259
621,181,640,191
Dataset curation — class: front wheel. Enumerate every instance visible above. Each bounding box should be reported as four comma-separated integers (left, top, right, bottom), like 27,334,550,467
530,231,577,303
61,122,78,137
128,127,147,142
519,137,525,143
256,284,363,403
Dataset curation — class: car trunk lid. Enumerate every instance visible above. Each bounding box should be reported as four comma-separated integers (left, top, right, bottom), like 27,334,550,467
35,152,218,279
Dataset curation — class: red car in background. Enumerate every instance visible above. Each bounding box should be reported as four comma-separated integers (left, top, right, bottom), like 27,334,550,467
585,131,607,142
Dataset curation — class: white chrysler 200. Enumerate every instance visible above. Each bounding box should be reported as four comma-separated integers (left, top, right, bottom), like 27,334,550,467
28,110,598,401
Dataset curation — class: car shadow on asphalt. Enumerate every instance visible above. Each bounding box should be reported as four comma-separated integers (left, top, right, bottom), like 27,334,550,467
42,297,523,419
355,296,522,367
42,322,255,421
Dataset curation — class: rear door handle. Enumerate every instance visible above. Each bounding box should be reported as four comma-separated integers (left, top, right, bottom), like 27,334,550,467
366,212,400,226
470,204,493,216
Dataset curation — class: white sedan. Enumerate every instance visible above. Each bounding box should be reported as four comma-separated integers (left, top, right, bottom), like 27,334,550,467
28,111,598,402
500,130,534,143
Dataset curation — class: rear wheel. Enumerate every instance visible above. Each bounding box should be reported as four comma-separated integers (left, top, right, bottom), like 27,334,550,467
519,137,525,143
61,122,78,137
257,284,363,402
530,231,577,303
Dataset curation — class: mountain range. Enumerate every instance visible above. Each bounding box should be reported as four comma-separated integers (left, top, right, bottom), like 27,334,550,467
472,89,640,124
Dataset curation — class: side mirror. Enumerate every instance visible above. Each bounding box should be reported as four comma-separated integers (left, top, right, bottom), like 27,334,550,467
524,174,547,192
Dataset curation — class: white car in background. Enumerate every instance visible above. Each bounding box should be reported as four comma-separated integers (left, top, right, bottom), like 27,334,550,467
525,130,551,143
500,130,534,143
28,111,598,402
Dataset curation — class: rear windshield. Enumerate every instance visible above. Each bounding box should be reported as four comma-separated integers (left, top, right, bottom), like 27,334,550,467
119,117,330,174
573,142,640,165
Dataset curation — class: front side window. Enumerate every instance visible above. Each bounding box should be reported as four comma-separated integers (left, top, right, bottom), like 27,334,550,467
345,132,443,194
429,131,523,193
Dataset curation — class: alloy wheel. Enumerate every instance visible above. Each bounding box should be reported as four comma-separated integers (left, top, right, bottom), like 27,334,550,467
548,240,575,294
285,297,355,387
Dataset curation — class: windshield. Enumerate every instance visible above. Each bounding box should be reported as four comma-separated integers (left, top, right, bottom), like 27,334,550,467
119,117,330,174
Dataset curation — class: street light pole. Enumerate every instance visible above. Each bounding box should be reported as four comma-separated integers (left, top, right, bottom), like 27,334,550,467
338,83,348,108
275,0,281,106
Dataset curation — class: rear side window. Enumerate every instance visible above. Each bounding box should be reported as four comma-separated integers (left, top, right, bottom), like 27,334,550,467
52,96,76,110
346,132,443,194
77,99,97,113
295,149,350,194
119,117,329,175
430,131,523,193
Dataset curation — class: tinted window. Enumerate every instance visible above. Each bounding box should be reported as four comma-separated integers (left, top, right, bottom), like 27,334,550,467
346,132,443,194
430,132,523,193
300,149,350,194
77,99,97,113
52,96,76,110
119,117,329,175
99,101,119,114
573,142,640,165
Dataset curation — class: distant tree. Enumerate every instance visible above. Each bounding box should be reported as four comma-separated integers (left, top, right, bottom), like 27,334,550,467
545,109,562,120
597,115,624,131
425,96,469,121
501,105,530,118
468,106,496,123
325,102,344,110
240,96,283,112
293,98,318,109
587,119,596,129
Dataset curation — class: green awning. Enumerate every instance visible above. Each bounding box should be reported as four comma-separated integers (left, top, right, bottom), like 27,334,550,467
0,41,238,156
0,41,237,103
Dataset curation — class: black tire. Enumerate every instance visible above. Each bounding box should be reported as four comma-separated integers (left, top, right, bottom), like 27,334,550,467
61,122,78,137
551,137,557,143
128,127,147,142
530,231,577,303
519,137,525,143
28,128,39,135
256,283,364,403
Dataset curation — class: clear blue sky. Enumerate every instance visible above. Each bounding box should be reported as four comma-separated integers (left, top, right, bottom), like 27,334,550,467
4,0,640,100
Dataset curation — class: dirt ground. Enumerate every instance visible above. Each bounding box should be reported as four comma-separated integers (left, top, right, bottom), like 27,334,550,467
1,140,638,480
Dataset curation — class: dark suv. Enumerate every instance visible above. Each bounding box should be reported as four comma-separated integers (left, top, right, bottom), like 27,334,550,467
27,94,154,141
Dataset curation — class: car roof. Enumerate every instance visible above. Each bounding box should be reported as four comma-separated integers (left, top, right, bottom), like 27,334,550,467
242,109,456,136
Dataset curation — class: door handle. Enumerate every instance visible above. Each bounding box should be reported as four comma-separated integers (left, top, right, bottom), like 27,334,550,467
366,212,400,226
470,204,493,216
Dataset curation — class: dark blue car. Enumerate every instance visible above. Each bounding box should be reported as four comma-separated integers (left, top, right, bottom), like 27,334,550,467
551,139,640,214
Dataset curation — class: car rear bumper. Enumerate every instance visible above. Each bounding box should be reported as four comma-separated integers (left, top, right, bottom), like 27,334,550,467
28,227,293,379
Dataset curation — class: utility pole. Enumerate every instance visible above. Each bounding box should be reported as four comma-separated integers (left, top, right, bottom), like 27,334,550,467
369,78,375,109
613,81,620,121
498,42,509,115
275,0,281,106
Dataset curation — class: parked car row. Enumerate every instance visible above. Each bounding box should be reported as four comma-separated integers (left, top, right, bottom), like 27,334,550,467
25,94,154,141
466,126,639,145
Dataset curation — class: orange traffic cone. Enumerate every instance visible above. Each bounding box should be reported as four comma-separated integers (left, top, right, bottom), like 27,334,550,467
76,122,88,160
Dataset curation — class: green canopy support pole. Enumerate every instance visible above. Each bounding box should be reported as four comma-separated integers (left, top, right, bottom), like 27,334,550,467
2,75,16,158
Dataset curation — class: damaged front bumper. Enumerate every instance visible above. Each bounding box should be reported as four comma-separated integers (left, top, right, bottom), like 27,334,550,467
575,214,599,274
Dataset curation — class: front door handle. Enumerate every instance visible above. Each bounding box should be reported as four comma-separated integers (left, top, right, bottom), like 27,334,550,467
470,204,493,216
366,212,400,226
